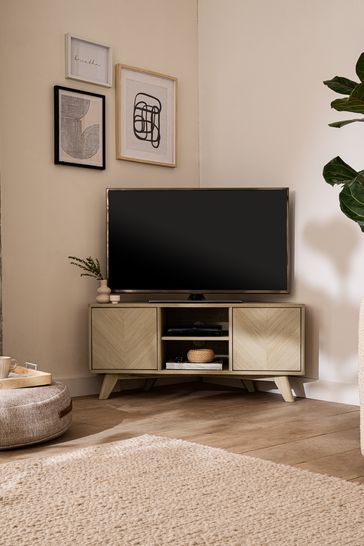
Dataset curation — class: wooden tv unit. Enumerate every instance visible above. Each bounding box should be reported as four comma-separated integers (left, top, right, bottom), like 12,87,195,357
89,302,305,402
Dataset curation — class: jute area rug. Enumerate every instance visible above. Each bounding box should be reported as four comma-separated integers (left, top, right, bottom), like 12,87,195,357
1,435,364,546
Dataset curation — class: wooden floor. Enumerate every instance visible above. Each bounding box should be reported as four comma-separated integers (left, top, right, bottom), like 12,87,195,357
1,381,363,483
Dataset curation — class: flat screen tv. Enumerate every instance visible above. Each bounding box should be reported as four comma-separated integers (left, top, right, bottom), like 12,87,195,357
107,188,289,297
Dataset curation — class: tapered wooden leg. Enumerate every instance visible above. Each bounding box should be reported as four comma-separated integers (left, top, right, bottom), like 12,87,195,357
99,374,119,400
242,379,255,392
273,376,295,403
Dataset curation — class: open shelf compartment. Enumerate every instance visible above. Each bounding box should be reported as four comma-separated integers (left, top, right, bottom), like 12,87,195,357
159,306,231,370
161,307,229,338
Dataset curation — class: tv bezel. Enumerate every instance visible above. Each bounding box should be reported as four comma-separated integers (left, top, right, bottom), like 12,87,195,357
106,187,290,295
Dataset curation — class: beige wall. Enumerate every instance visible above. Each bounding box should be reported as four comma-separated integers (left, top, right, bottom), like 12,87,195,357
198,0,364,404
2,0,363,404
0,0,199,394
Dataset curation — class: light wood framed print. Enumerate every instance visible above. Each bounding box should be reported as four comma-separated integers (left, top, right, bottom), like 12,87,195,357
54,86,105,170
66,34,112,87
115,64,177,167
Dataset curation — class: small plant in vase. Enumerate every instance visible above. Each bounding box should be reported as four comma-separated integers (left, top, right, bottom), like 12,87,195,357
68,256,111,303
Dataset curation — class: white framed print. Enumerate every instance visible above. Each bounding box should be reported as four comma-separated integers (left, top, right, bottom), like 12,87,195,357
66,34,112,87
115,64,177,167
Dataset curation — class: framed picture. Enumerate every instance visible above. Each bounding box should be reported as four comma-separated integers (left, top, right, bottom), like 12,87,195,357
115,64,177,167
66,34,112,87
54,86,105,170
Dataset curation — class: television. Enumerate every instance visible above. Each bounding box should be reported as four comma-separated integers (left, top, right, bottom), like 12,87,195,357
107,188,290,297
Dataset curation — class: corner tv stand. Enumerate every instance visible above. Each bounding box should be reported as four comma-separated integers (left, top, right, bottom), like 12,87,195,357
89,302,305,402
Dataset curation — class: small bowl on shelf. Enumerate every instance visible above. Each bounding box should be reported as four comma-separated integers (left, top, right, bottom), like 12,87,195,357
187,348,215,363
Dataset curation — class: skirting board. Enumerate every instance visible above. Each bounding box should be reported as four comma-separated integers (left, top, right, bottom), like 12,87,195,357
56,374,359,406
205,377,359,406
55,374,103,397
303,378,359,406
56,374,200,398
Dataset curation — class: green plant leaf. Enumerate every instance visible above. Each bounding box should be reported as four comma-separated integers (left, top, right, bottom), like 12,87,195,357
349,174,364,201
331,96,364,114
329,118,364,128
356,52,364,82
69,261,88,270
323,157,358,186
339,192,363,220
323,76,357,95
350,82,364,99
340,199,361,221
331,82,364,114
339,185,364,229
324,53,364,231
68,256,87,265
68,255,103,280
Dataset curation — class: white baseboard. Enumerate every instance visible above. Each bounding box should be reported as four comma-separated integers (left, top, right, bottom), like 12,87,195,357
203,377,359,406
254,377,359,406
297,378,359,406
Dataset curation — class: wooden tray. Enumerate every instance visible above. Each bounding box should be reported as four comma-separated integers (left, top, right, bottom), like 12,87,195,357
0,366,52,389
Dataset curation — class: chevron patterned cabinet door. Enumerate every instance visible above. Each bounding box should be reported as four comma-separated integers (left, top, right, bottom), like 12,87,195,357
232,307,301,372
91,308,158,370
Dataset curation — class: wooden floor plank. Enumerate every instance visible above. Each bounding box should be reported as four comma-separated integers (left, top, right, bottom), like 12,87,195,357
295,449,364,480
240,428,360,463
0,383,362,482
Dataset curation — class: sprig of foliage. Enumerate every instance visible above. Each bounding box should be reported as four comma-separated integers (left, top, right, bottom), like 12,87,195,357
68,256,104,280
323,52,364,231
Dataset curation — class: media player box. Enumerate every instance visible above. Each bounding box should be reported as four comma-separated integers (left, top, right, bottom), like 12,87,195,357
166,326,223,336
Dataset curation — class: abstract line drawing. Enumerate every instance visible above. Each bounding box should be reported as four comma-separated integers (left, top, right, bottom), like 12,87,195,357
133,93,161,149
60,95,99,159
116,64,176,166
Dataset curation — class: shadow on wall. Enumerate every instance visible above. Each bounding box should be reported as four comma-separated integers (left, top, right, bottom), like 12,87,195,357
298,217,362,382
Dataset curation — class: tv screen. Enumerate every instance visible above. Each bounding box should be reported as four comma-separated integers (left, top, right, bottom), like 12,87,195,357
107,188,289,294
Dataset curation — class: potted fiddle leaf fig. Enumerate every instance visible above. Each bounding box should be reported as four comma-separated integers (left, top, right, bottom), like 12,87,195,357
323,52,364,231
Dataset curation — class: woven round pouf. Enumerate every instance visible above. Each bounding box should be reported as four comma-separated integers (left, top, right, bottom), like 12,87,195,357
0,382,72,450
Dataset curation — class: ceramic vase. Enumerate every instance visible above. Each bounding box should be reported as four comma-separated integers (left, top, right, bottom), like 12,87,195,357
96,279,111,303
